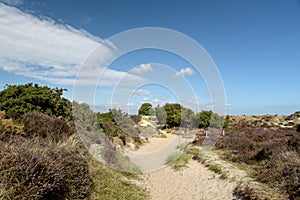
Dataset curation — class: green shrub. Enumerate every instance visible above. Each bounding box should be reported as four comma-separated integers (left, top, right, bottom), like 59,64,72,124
166,151,191,171
187,147,200,159
0,136,91,200
0,83,72,119
207,164,222,174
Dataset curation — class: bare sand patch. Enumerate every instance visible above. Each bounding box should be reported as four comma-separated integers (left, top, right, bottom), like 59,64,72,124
136,160,236,200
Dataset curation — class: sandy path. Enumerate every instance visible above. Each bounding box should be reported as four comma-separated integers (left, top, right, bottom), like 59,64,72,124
138,160,236,200
129,134,237,199
126,134,186,172
135,134,179,153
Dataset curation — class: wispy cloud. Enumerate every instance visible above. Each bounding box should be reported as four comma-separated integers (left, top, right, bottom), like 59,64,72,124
0,3,143,86
131,89,151,96
175,67,194,77
0,0,23,6
131,63,153,74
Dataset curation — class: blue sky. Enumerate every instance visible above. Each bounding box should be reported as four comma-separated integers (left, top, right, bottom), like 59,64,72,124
0,0,300,115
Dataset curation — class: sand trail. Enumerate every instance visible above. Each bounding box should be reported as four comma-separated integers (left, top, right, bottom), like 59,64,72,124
130,134,237,200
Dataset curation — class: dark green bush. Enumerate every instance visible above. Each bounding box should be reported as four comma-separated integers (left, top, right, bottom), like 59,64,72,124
0,136,92,200
138,103,153,116
0,83,72,119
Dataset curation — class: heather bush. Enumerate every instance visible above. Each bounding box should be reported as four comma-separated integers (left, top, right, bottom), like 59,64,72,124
131,115,142,123
255,151,300,200
199,126,300,199
0,136,91,200
23,111,73,142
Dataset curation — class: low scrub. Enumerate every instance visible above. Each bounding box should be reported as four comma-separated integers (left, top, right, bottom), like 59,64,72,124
193,126,300,199
0,136,91,200
23,111,74,142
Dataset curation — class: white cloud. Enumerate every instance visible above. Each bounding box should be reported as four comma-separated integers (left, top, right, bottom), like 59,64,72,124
175,67,194,77
0,3,144,86
131,63,152,74
131,89,151,96
142,97,151,103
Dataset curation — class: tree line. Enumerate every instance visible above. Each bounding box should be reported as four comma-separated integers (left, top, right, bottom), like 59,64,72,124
138,102,229,129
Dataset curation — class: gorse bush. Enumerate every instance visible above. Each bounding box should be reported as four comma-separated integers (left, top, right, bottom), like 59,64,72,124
0,136,92,200
0,83,72,119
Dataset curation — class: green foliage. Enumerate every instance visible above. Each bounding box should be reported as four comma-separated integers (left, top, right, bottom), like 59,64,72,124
154,104,226,129
164,103,182,127
207,163,222,174
138,103,153,116
187,147,200,159
154,105,167,125
224,115,230,128
97,110,119,138
73,102,98,132
198,110,212,128
166,151,191,171
181,107,198,128
0,83,72,119
88,154,149,200
210,112,224,128
111,108,134,127
198,110,225,129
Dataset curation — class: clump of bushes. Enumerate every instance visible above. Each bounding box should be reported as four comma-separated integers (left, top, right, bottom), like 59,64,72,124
0,136,92,200
0,83,72,119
